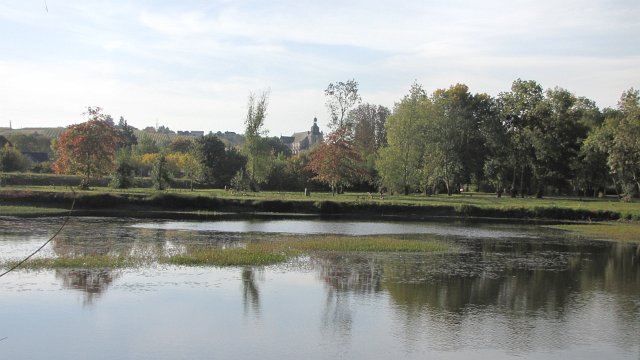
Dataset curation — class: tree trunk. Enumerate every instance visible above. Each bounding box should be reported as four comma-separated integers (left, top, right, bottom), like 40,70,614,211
612,175,621,198
519,166,525,198
510,166,517,198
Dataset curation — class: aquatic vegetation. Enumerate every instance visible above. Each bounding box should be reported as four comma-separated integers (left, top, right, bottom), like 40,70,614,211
0,205,68,216
163,236,453,267
1,235,454,269
5,254,142,269
550,222,640,243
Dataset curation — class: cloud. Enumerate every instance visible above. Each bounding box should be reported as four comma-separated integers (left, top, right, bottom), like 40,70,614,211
0,0,638,136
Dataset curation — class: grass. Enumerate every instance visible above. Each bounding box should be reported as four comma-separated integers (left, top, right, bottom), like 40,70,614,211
0,205,69,216
1,186,640,220
5,254,143,269
1,235,454,269
164,235,454,266
550,222,640,243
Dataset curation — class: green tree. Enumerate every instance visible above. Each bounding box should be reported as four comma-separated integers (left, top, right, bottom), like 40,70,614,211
528,87,590,196
0,144,32,172
117,116,138,148
110,147,135,189
376,83,427,195
6,133,52,155
243,90,273,189
151,154,171,190
422,84,479,195
498,79,544,197
134,135,159,155
348,103,391,188
325,79,361,132
607,88,640,198
478,93,511,196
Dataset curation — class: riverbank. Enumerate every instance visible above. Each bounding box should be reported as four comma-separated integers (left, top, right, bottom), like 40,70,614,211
1,186,639,221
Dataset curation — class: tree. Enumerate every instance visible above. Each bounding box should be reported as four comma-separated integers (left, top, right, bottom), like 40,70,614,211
478,93,511,196
52,108,123,189
0,144,32,172
325,79,361,132
6,133,52,155
527,87,589,196
498,79,544,197
117,116,138,148
110,148,135,189
192,134,247,187
151,154,171,190
348,103,391,188
376,83,427,195
168,137,193,153
192,134,227,184
422,84,479,195
243,90,273,189
134,135,159,155
607,88,640,198
306,127,368,195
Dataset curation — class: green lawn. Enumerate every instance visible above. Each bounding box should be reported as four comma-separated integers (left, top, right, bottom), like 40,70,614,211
2,183,640,220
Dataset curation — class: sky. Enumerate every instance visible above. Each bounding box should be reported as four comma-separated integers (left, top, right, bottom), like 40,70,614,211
0,0,638,136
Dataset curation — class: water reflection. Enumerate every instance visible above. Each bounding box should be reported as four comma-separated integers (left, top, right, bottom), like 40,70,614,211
55,268,119,306
242,267,262,318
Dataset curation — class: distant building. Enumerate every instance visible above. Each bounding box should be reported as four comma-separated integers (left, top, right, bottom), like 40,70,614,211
281,117,324,155
177,130,205,137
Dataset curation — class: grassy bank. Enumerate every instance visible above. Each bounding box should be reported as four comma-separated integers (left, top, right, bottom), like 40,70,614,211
3,235,454,269
1,185,639,221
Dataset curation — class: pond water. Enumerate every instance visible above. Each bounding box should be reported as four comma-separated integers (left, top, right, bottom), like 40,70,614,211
0,217,639,360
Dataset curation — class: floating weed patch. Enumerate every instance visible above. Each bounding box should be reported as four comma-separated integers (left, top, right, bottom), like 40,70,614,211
164,235,453,267
0,205,69,216
165,247,291,267
550,222,640,243
283,236,452,253
5,254,142,269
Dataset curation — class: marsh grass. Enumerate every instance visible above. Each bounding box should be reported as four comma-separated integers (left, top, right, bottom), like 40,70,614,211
5,254,144,269
163,235,453,266
2,235,454,269
0,205,69,216
550,222,640,243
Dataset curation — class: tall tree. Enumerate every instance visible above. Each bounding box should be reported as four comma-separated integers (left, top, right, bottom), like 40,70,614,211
348,103,391,187
607,88,640,197
498,79,544,197
52,107,123,189
422,84,479,195
376,83,427,195
243,90,273,189
325,79,361,132
117,116,138,148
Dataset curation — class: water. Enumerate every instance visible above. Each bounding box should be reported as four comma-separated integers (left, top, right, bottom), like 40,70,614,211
0,217,639,359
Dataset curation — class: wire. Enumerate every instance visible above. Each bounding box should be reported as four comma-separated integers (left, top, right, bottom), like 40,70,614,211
0,187,76,279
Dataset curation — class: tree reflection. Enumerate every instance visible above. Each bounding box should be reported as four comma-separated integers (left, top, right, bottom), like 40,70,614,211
316,254,384,345
55,268,119,306
242,267,262,318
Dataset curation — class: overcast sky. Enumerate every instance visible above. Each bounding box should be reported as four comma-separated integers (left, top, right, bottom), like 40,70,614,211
1,0,638,135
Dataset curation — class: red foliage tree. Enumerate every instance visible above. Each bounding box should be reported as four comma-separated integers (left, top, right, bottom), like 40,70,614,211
52,108,123,188
306,127,369,195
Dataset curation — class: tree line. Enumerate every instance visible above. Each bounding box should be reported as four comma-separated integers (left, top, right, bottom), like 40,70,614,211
1,78,638,199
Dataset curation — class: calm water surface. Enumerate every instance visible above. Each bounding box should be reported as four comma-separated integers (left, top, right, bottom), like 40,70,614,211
0,217,639,360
